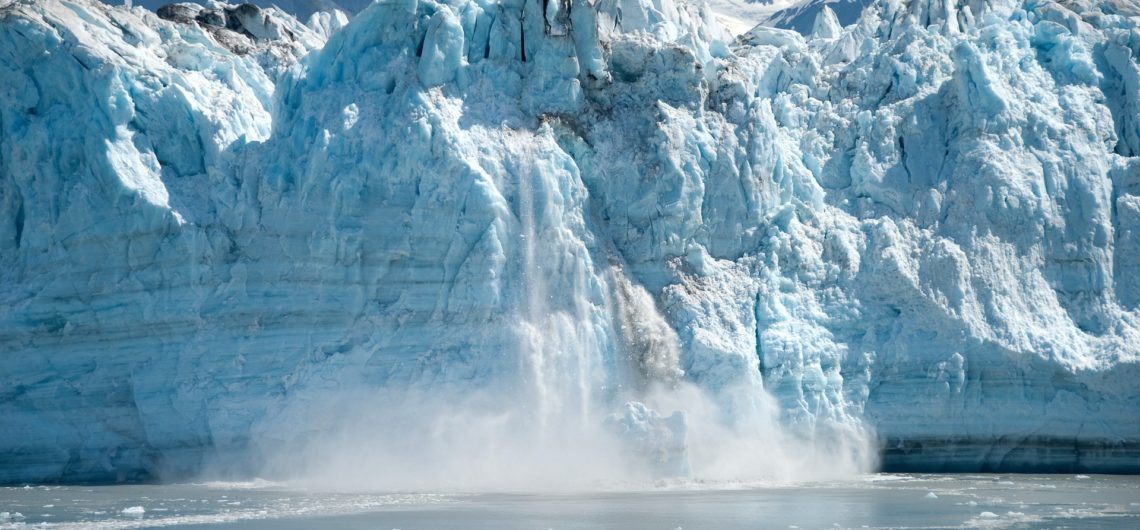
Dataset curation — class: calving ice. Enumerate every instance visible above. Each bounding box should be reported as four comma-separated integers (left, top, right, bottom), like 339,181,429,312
0,0,1138,486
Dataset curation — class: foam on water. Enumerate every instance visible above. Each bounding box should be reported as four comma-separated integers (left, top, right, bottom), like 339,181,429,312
0,488,453,530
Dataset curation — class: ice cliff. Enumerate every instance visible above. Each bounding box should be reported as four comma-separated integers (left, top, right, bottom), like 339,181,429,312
1,0,1139,484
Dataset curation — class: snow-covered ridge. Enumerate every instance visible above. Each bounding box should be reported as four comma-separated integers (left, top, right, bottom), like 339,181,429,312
1,0,1139,484
763,0,871,35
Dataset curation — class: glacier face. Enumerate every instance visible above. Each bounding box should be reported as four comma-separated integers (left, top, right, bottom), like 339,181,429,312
1,0,1139,484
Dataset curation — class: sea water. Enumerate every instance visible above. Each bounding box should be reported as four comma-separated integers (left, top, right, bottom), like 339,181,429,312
1,474,1137,529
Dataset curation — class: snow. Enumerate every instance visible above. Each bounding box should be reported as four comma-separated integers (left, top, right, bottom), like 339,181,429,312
702,0,801,34
101,0,363,23
1,0,1139,485
764,0,870,35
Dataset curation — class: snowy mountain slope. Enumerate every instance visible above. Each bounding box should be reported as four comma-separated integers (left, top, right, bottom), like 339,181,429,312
763,0,869,35
1,0,1139,484
700,0,800,34
99,0,365,24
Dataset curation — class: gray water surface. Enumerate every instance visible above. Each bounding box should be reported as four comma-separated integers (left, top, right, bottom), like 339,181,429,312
2,474,1138,529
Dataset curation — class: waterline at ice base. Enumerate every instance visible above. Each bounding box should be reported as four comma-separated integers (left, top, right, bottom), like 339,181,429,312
1,0,1139,488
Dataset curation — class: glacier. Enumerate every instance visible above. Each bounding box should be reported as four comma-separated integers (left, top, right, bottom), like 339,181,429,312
1,0,1139,485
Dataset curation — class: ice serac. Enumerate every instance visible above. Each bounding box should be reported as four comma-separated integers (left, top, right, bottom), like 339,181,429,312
1,0,1139,484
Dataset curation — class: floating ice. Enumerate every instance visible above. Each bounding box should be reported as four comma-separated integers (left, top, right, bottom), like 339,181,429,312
122,506,146,516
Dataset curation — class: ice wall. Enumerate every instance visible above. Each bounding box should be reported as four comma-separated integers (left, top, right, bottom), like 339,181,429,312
0,0,335,482
1,0,1139,483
